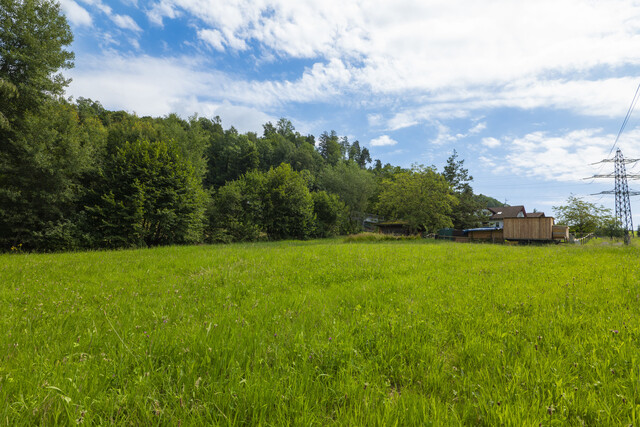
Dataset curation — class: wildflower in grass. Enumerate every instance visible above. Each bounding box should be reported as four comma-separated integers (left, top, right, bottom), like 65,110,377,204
612,329,619,334
329,337,332,341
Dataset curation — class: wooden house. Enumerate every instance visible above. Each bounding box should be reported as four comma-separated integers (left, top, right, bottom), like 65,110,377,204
503,217,561,242
485,206,526,228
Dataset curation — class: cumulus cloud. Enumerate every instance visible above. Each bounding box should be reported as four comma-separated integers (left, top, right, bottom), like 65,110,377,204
66,0,640,130
482,137,501,148
65,0,640,153
77,0,142,32
65,52,278,133
143,0,640,114
58,0,93,26
112,14,142,32
370,135,398,146
469,122,486,134
498,128,640,181
430,121,487,146
198,29,226,51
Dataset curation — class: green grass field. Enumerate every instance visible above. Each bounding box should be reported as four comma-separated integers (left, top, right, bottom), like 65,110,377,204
2,239,640,425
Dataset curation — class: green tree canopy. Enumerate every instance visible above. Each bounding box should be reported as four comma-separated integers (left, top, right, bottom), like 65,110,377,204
318,130,342,166
553,195,613,235
312,190,347,238
0,0,74,127
317,161,376,216
0,78,17,129
262,164,315,240
207,172,264,243
442,150,482,229
208,164,316,241
85,138,206,248
0,99,102,250
443,149,472,193
377,165,456,233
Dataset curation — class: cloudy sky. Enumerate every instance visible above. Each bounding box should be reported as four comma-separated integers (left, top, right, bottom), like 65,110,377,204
58,0,640,221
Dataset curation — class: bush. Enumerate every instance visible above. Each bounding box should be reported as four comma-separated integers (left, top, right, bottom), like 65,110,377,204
343,232,420,242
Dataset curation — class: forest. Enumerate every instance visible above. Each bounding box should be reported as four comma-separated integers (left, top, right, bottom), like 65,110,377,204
0,0,501,252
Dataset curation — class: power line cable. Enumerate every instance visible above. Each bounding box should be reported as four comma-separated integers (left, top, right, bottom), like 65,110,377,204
609,83,640,157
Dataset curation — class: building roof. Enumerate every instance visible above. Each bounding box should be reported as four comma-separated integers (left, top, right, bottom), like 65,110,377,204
487,205,526,219
527,212,545,218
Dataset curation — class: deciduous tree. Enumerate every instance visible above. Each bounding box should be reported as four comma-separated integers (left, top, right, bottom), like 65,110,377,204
377,165,456,233
85,138,206,247
553,195,612,235
0,0,74,127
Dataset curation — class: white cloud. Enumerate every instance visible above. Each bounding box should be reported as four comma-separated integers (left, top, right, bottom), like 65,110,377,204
469,122,486,134
387,112,419,131
232,58,355,107
65,52,276,133
430,123,458,146
499,128,640,181
112,14,142,32
65,50,362,127
67,0,640,144
198,29,226,51
479,156,496,167
384,77,640,131
79,0,111,15
69,1,640,127
367,113,383,127
370,135,398,146
148,1,180,25
430,121,488,146
482,137,501,148
128,37,141,50
144,0,640,92
59,0,93,27
78,0,142,32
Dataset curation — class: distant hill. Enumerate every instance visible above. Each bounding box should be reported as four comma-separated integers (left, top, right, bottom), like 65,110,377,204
473,194,504,208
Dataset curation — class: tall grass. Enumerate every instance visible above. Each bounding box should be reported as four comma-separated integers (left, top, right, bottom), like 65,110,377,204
2,239,640,425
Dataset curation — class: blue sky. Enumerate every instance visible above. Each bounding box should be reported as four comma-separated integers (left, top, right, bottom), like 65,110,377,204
58,0,640,222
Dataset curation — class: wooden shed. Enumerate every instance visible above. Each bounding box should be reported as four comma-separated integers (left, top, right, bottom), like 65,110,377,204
552,225,570,241
467,228,504,243
503,217,555,241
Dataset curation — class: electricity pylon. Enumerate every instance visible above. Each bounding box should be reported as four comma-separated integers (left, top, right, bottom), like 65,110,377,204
589,148,638,244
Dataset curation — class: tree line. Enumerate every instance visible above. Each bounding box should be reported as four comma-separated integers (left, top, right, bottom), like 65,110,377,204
0,0,501,252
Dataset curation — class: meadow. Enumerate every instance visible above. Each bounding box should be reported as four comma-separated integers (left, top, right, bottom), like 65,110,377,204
2,239,640,425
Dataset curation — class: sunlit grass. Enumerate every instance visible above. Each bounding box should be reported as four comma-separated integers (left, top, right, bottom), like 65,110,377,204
2,239,640,425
